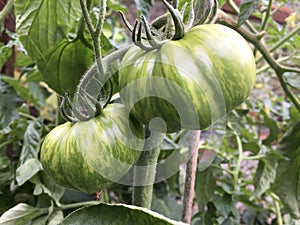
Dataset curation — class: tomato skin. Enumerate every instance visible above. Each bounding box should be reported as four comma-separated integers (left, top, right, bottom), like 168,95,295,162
40,104,144,193
119,24,256,132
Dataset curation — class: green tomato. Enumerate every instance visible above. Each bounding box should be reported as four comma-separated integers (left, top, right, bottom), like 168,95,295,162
40,103,144,193
119,24,256,133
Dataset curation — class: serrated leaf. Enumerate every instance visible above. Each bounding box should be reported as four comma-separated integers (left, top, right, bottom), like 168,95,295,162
272,146,300,219
237,0,259,27
16,158,43,186
0,78,23,134
14,0,81,61
59,203,188,225
0,203,48,225
253,151,282,197
195,167,216,211
135,0,153,19
39,39,93,97
19,118,43,165
272,122,300,219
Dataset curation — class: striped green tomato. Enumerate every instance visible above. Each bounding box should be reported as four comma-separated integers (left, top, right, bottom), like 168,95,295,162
40,104,144,194
119,24,256,132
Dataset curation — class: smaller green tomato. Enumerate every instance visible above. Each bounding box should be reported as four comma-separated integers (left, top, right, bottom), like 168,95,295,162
41,103,144,194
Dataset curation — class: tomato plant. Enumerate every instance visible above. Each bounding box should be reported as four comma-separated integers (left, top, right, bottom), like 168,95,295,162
0,0,299,224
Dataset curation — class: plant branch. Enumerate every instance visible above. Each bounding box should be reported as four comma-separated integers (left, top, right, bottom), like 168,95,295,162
132,128,164,209
256,25,300,63
55,201,100,211
217,10,300,112
271,193,283,225
182,130,200,224
80,0,105,76
260,0,273,31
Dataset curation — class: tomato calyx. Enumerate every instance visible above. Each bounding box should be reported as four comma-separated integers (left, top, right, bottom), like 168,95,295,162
58,87,108,123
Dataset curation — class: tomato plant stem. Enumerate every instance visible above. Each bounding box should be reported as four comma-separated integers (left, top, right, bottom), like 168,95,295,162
182,130,200,224
56,201,100,211
132,128,164,209
260,0,273,31
233,133,243,188
271,193,283,225
80,0,106,85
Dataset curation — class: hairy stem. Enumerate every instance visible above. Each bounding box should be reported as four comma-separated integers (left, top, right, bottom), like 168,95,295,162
80,0,106,77
77,45,131,92
132,128,164,209
182,130,200,224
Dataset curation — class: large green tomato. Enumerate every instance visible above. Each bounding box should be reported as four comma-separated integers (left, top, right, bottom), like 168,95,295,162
40,104,144,194
119,24,256,133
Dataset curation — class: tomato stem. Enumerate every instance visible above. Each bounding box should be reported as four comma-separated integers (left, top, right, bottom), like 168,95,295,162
132,127,164,209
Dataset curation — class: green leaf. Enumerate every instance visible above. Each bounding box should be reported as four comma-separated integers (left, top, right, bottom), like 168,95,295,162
195,167,216,211
151,192,183,221
31,172,64,204
135,0,153,19
0,44,12,69
59,203,188,225
19,118,43,165
242,141,260,154
48,211,64,225
253,151,282,197
14,0,81,61
40,39,93,97
16,158,43,186
0,77,23,134
262,110,279,145
283,214,300,225
237,0,259,27
1,76,41,108
0,203,48,225
272,122,300,219
212,194,239,218
272,146,300,219
290,106,300,121
277,122,300,155
108,0,127,12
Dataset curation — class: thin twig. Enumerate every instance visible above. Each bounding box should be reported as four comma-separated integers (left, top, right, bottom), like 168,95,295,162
182,130,200,224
